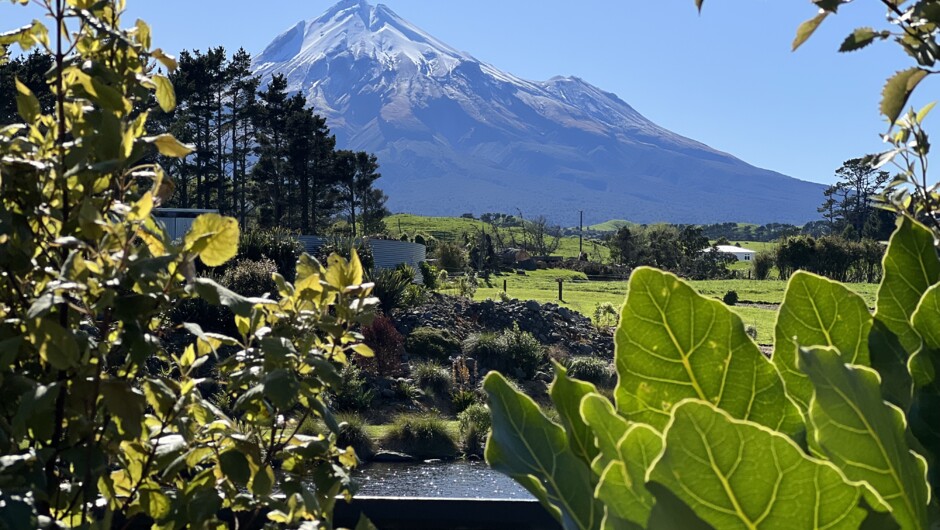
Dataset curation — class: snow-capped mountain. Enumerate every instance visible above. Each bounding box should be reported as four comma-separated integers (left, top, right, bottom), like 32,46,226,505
253,0,824,225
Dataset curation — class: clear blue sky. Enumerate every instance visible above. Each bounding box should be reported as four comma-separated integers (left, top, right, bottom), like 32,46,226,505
4,0,932,186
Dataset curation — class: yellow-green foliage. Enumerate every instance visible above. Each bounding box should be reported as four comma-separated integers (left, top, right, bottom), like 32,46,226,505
0,3,376,527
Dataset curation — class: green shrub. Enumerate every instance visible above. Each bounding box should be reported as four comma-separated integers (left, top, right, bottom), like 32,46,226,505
413,361,454,396
498,290,512,303
454,273,478,299
419,260,441,289
745,325,758,340
458,404,491,455
463,326,545,380
723,290,739,305
401,283,428,307
462,331,503,366
330,365,374,412
239,226,304,280
220,258,278,298
435,241,469,272
337,413,376,461
752,250,775,280
392,378,422,402
371,265,415,312
565,356,614,388
406,327,461,360
593,302,619,327
382,413,458,459
450,388,478,414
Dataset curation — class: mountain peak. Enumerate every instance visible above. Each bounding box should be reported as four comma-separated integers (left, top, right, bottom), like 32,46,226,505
254,0,466,82
252,1,825,225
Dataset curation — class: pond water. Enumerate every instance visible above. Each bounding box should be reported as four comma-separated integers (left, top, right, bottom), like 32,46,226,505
353,460,533,499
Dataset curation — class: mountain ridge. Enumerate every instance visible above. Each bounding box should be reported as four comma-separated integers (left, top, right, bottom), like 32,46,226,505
252,0,825,225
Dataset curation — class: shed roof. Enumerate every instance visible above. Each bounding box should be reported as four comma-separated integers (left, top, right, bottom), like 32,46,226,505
715,245,756,254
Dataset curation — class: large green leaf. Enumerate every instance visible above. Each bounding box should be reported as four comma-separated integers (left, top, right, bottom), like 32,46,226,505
911,285,940,353
484,372,602,530
645,482,713,530
595,424,662,526
550,363,600,466
648,399,867,529
580,394,661,526
799,347,930,530
773,271,873,411
580,394,631,475
614,267,801,434
910,285,940,492
869,319,914,410
875,217,940,358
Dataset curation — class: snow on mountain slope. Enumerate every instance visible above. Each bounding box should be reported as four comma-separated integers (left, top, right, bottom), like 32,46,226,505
253,0,825,225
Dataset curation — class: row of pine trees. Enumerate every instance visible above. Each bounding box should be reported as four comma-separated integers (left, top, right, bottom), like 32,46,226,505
152,47,389,235
0,48,389,236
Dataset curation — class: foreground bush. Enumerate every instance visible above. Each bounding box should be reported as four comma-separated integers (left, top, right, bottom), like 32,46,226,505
406,327,461,360
382,413,458,459
0,4,375,527
485,217,940,529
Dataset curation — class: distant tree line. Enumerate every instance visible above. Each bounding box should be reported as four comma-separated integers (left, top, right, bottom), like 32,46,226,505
605,224,736,280
698,222,801,242
771,235,883,283
0,48,390,236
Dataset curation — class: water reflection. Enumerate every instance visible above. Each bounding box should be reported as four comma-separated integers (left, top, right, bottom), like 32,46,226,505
354,460,533,499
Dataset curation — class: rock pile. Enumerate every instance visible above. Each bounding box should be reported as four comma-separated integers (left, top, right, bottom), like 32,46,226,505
391,293,613,358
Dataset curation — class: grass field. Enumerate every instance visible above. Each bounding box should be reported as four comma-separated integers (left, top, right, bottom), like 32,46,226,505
388,213,610,260
475,269,879,345
364,420,461,440
388,215,879,346
588,219,635,232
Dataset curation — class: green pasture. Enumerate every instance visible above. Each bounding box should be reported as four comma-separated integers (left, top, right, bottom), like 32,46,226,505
475,269,879,345
388,213,610,260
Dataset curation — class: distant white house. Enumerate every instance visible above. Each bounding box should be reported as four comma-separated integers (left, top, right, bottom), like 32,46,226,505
713,245,757,262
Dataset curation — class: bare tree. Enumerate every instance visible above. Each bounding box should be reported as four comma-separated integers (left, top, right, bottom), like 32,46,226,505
526,215,562,256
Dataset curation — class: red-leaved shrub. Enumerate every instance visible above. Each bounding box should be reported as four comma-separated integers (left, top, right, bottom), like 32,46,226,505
362,314,405,376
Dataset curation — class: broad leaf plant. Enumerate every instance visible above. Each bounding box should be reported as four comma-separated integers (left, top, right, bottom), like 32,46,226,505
0,1,376,528
485,2,940,529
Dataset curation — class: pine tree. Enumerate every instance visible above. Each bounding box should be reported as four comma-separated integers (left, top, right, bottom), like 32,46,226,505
253,74,291,226
333,150,385,236
226,48,259,226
